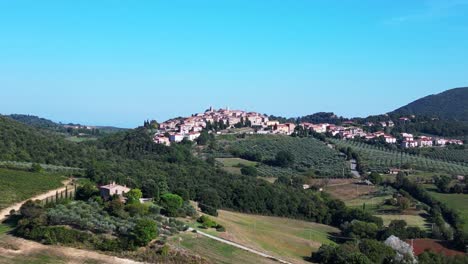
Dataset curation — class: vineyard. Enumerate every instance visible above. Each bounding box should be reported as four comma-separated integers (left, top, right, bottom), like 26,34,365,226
330,139,468,175
418,148,468,165
218,135,350,178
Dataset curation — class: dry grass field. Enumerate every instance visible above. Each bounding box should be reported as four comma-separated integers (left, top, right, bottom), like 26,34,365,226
183,208,339,264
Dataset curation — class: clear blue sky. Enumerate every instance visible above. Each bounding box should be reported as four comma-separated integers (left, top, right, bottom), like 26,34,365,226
1,0,467,128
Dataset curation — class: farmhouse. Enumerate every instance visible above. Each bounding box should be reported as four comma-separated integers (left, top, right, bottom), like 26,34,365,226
99,182,130,200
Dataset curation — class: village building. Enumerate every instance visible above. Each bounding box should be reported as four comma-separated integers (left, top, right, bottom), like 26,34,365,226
154,136,170,146
169,133,184,143
416,136,433,147
99,182,131,200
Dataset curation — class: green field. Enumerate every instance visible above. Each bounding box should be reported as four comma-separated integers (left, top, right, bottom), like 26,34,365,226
0,168,65,210
185,208,338,263
217,135,349,178
216,158,258,175
376,214,429,229
65,136,98,143
330,139,468,175
170,233,277,264
427,187,468,233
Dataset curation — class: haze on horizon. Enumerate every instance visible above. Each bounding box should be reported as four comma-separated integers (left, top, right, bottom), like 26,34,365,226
1,0,468,128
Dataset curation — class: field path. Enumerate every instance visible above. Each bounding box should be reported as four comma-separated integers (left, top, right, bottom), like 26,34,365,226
0,179,73,222
188,228,293,264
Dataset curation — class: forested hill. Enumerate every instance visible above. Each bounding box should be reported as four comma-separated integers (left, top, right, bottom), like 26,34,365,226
0,116,91,167
5,114,126,134
391,87,468,121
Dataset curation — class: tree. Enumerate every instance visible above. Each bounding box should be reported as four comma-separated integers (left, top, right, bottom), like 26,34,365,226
434,175,451,193
368,172,382,185
397,197,410,211
125,189,143,204
159,193,183,217
196,131,211,145
358,239,395,264
197,188,221,216
30,163,43,173
275,150,295,167
19,200,44,218
342,220,379,239
75,183,99,201
132,218,158,246
141,179,160,200
240,166,258,176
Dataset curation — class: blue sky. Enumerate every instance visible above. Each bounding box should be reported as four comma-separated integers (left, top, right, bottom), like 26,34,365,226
1,0,467,128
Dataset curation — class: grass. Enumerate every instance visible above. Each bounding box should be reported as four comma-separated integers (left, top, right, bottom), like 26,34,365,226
376,214,429,229
216,158,258,175
65,136,97,143
0,168,66,210
426,187,468,233
0,253,67,264
169,233,277,264
0,224,13,235
185,208,338,263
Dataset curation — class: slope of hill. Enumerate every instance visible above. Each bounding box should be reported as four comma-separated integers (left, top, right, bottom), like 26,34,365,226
391,87,468,121
5,114,127,135
0,116,91,167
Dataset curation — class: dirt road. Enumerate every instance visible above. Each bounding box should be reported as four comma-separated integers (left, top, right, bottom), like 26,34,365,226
0,179,73,222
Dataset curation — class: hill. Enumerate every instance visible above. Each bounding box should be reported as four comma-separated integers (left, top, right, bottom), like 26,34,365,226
5,114,126,136
391,87,468,121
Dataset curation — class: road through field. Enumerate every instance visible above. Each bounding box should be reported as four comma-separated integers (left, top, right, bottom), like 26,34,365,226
0,179,72,222
188,227,293,264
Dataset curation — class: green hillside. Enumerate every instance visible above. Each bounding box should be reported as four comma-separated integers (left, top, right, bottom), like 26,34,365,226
392,87,468,121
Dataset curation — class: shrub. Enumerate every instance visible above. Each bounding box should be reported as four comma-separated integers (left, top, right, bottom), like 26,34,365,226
197,215,217,229
240,166,258,176
132,218,158,247
159,193,183,217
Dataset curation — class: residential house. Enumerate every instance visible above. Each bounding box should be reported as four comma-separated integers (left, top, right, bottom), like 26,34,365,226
169,133,184,143
100,182,131,200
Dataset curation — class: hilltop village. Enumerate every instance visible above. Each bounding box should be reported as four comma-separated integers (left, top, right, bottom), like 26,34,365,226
153,107,463,148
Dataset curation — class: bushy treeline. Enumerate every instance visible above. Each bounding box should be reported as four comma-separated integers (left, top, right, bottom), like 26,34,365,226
393,174,468,249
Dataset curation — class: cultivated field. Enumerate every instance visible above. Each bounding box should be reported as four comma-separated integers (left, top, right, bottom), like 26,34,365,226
330,139,468,175
185,208,339,264
218,135,350,178
376,214,429,229
216,158,258,175
0,168,66,210
318,178,430,229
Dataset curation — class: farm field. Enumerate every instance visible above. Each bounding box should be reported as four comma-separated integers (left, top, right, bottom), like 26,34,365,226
169,233,277,264
216,158,258,175
329,139,468,175
376,214,429,230
65,136,98,143
427,187,468,233
184,208,339,264
0,168,66,210
218,135,350,178
319,179,430,229
418,147,468,165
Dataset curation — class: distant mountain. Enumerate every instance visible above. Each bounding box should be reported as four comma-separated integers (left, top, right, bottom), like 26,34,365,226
391,87,468,121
